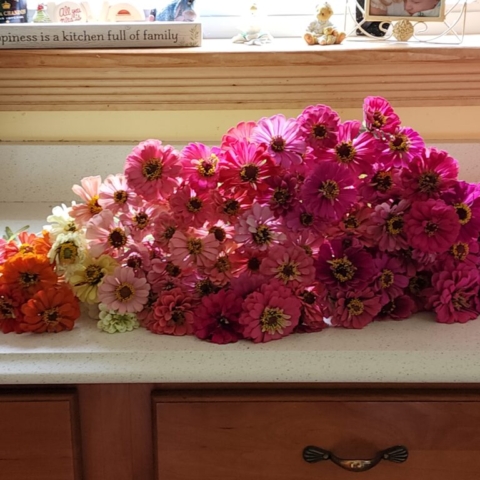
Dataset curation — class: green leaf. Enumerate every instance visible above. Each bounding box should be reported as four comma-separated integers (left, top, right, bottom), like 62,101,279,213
3,225,30,242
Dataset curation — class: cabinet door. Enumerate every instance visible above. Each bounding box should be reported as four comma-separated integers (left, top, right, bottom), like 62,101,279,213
0,391,82,480
153,390,480,480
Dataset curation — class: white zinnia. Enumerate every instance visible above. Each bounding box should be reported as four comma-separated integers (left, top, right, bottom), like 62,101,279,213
45,203,79,239
97,303,140,334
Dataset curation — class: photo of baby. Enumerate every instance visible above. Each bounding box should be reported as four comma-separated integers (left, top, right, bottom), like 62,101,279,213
367,0,444,19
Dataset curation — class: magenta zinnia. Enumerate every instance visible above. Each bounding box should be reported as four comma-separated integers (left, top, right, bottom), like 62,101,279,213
297,103,340,151
363,96,401,134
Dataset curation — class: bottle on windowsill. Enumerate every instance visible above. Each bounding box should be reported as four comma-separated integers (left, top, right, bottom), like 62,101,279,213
0,0,28,23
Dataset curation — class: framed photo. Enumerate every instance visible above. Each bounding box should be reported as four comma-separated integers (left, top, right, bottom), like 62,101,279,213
364,0,446,22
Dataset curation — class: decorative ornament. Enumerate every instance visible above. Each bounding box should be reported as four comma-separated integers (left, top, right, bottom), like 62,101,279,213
32,3,51,23
46,1,90,23
393,20,414,41
304,2,346,46
232,2,273,46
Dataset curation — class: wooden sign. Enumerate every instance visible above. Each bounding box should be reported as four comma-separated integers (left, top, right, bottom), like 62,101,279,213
0,21,202,48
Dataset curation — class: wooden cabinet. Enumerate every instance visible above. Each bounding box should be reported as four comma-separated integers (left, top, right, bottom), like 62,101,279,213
0,391,82,480
153,389,480,480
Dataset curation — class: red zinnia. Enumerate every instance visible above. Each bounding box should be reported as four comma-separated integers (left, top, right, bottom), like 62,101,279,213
0,282,24,334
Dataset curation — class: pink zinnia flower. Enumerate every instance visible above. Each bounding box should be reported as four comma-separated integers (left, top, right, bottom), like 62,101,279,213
359,166,402,204
372,253,409,305
326,203,374,247
234,204,286,251
266,173,299,217
210,190,252,224
85,210,131,258
229,246,267,277
180,142,222,190
204,242,240,285
252,114,305,169
401,147,459,201
378,127,425,168
315,121,377,175
285,230,324,258
260,245,315,287
295,287,327,333
71,175,103,226
219,141,276,199
297,104,340,151
428,265,480,324
124,139,182,202
98,174,137,215
120,203,162,242
439,240,479,268
315,239,376,291
98,266,150,314
149,287,195,336
169,185,212,229
301,162,357,221
193,289,244,344
152,212,179,252
147,259,186,294
367,200,410,252
404,199,460,253
221,121,257,149
442,181,480,242
330,288,382,329
377,295,415,321
239,280,301,343
363,96,401,134
284,204,324,234
169,231,219,268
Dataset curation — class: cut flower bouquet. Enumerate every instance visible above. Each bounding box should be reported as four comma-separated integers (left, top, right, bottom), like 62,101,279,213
1,96,479,343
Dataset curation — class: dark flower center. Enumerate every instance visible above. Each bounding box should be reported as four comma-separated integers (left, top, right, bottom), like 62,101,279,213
186,197,203,213
195,279,218,297
223,199,240,216
197,158,216,177
218,316,230,326
450,242,469,261
389,134,409,152
209,226,227,242
166,262,181,277
319,179,340,200
0,299,15,319
386,215,404,235
346,298,364,316
270,136,286,153
58,242,78,264
215,257,231,273
454,203,472,225
133,212,149,229
335,142,356,164
380,300,396,316
19,272,39,287
42,308,59,325
273,187,291,206
380,269,394,288
424,221,439,237
408,273,430,296
302,291,316,305
453,293,470,311
108,228,127,248
418,171,440,194
115,283,135,302
344,215,359,229
277,262,299,282
240,164,259,183
372,171,393,192
328,256,357,283
142,159,163,181
260,307,288,334
113,190,128,204
372,111,386,128
247,257,261,271
84,265,103,285
312,123,328,139
127,255,142,269
187,238,203,255
252,225,273,246
163,226,176,240
300,212,314,226
171,308,185,325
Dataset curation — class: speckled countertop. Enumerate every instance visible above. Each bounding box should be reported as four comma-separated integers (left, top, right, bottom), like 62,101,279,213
2,202,480,385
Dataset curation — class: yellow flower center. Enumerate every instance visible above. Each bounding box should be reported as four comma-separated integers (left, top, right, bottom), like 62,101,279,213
215,256,231,273
335,141,356,164
380,269,394,288
197,155,217,177
84,265,104,285
454,203,472,225
187,238,203,255
389,134,409,152
453,293,470,311
260,307,290,334
319,180,340,200
450,242,469,261
386,215,404,235
113,190,128,204
372,111,386,128
58,242,79,265
252,225,273,246
328,256,357,283
88,195,102,215
41,307,59,325
133,212,150,229
276,261,300,283
142,159,163,181
346,298,364,316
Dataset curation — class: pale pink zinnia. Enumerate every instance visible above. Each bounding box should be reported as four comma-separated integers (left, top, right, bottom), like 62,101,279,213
120,203,162,242
221,121,257,149
85,209,131,258
239,280,301,343
234,204,286,251
98,266,150,314
98,173,138,215
180,142,222,191
170,231,220,268
124,139,182,202
149,287,195,336
70,175,103,226
404,199,460,253
260,245,315,287
252,114,306,169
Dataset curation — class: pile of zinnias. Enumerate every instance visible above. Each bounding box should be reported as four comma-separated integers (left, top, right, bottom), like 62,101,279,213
2,96,480,343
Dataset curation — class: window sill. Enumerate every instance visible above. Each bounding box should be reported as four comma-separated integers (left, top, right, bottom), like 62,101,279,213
1,36,480,111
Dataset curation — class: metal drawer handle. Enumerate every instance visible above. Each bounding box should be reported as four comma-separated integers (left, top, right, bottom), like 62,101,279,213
303,445,408,472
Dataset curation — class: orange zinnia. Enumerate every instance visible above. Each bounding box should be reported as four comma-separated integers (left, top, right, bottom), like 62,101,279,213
0,282,24,334
20,284,80,333
1,253,58,297
1,231,52,261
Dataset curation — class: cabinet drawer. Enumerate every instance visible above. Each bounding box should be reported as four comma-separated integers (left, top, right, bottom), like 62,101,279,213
0,391,82,480
154,391,480,480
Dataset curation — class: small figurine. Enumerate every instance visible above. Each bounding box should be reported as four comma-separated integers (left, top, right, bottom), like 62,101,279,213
32,3,51,22
232,2,273,46
304,2,346,46
156,0,197,21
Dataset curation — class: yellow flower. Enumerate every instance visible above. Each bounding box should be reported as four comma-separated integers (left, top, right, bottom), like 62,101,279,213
67,255,118,304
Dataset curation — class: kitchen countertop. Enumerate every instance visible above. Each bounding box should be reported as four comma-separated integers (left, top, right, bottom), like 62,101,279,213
1,202,480,385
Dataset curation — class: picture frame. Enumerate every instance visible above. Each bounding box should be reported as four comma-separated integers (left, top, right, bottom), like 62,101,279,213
364,0,446,22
